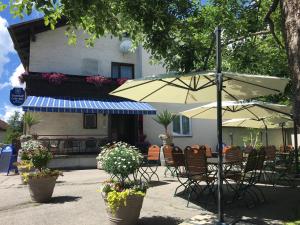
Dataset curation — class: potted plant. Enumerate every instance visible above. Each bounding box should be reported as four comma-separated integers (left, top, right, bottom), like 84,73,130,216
21,139,62,202
153,109,175,145
23,113,40,135
99,142,147,225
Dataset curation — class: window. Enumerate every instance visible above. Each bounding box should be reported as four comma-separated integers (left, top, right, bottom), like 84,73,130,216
111,62,134,79
83,113,97,129
173,115,192,136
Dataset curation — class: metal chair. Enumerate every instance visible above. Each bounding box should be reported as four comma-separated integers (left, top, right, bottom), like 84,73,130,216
184,145,216,207
171,146,189,196
138,145,160,182
228,149,266,208
163,145,177,177
274,150,295,187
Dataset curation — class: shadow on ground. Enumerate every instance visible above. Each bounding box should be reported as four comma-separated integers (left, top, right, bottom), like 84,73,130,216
148,181,169,187
48,196,82,204
138,216,183,225
178,183,300,223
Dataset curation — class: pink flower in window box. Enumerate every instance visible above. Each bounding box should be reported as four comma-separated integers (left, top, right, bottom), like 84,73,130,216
86,75,112,87
42,73,68,85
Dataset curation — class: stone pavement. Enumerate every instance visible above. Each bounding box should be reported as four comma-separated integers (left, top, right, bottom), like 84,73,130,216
0,167,299,225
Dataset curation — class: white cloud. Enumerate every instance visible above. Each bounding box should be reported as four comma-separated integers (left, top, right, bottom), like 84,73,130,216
10,64,25,88
0,16,15,78
0,81,10,90
0,104,23,122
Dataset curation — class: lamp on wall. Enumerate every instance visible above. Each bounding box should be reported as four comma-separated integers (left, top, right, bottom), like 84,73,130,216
119,39,132,54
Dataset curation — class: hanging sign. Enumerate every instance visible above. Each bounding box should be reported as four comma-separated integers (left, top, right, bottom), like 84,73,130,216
10,88,25,106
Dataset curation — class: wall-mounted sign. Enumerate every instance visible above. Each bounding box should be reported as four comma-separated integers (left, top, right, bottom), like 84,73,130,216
10,88,25,106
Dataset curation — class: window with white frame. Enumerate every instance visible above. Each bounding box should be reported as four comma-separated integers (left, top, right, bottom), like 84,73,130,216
172,115,192,136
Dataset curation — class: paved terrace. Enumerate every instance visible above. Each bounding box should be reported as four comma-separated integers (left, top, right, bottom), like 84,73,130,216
0,167,299,225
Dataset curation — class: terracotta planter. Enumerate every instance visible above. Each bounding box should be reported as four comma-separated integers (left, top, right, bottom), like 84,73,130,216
103,194,144,225
27,176,58,203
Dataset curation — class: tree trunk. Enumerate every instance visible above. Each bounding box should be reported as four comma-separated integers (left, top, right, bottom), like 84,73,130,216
280,0,300,174
280,0,300,124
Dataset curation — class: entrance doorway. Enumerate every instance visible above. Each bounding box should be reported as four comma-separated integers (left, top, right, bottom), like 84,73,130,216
110,115,137,145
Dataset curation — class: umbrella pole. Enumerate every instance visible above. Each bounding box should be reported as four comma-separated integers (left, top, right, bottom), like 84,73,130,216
265,125,269,147
215,26,226,225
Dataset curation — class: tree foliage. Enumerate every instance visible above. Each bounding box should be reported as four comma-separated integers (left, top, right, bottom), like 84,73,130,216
4,111,23,144
1,0,290,100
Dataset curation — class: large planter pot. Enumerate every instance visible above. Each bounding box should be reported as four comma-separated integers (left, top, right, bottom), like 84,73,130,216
103,194,144,225
27,176,58,203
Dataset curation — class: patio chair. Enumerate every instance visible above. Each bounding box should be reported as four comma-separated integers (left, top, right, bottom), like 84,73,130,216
163,145,177,177
192,144,214,172
262,145,276,184
274,150,295,187
227,148,266,208
172,146,189,196
184,145,216,207
137,145,160,182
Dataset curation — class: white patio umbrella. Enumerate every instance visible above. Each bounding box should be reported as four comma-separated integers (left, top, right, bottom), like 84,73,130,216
181,101,292,120
110,28,289,224
222,117,293,146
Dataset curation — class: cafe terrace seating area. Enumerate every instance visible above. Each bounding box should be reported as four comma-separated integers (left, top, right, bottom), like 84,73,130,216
135,144,298,210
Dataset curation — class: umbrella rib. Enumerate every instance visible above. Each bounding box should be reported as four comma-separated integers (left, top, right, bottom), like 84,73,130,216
139,81,175,101
253,103,292,117
194,76,216,91
189,107,213,118
184,76,194,104
224,76,281,92
160,78,192,90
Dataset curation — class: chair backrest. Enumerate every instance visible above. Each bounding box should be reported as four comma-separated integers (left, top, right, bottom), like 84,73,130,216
184,145,207,175
223,145,232,154
256,148,266,171
205,145,213,158
147,145,160,161
191,144,212,158
163,145,175,166
265,145,276,161
244,149,257,173
172,146,185,167
224,146,242,163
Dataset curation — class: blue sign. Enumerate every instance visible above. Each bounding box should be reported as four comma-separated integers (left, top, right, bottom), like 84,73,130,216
10,88,25,106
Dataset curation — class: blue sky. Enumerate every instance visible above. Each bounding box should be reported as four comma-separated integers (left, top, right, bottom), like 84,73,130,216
0,0,42,121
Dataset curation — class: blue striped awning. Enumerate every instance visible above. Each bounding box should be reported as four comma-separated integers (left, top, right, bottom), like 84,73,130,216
22,96,156,115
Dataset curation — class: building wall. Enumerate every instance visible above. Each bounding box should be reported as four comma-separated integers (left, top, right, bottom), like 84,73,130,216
144,103,289,150
143,103,218,150
30,112,108,138
223,127,292,149
29,27,166,77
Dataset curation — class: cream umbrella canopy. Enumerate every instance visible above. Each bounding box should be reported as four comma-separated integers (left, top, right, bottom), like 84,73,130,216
181,101,292,120
222,117,293,146
111,72,289,104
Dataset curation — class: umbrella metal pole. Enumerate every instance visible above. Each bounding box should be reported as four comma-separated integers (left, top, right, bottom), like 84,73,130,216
264,125,268,147
215,26,226,225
